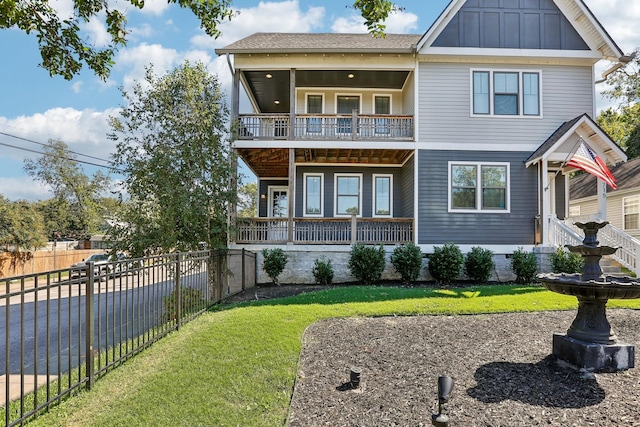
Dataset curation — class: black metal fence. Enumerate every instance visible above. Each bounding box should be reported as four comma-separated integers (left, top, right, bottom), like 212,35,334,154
1,249,256,427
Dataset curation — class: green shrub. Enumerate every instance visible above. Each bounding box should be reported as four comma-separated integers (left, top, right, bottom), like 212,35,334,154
428,242,463,285
390,243,423,283
262,248,288,285
162,287,205,322
312,257,334,285
510,247,538,284
550,247,584,274
348,244,385,286
464,246,494,283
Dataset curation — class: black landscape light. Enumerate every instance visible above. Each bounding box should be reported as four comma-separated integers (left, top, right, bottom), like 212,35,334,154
431,376,454,427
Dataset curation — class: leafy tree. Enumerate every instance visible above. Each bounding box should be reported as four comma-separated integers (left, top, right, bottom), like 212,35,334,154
1,0,397,80
24,139,110,239
237,182,258,218
108,61,235,256
602,49,640,105
597,104,640,159
0,197,47,274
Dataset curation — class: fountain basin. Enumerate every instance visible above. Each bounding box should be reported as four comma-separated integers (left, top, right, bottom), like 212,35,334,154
538,274,640,301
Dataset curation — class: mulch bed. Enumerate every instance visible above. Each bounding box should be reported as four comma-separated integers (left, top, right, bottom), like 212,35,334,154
224,285,640,426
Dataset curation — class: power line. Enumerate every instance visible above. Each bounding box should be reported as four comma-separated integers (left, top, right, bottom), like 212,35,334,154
0,131,113,165
0,140,120,172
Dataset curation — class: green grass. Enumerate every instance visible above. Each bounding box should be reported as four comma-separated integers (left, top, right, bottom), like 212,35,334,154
25,284,640,427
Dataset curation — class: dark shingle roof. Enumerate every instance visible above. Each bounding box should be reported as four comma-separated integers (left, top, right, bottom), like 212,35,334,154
525,114,587,165
215,33,421,54
570,157,640,199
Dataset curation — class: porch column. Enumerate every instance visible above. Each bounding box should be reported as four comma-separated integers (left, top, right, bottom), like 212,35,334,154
229,67,240,244
541,160,550,245
288,148,295,243
289,68,296,140
597,180,607,220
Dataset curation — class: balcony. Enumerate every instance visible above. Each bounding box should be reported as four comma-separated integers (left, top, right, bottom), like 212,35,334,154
235,217,414,245
237,113,414,141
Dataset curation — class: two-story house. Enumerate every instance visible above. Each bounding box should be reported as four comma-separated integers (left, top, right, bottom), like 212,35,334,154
216,0,628,284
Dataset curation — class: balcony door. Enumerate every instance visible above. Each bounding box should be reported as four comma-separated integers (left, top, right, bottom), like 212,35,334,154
337,96,359,134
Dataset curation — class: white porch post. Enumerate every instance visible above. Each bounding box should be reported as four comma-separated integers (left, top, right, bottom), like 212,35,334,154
288,148,295,243
597,179,607,220
541,160,550,245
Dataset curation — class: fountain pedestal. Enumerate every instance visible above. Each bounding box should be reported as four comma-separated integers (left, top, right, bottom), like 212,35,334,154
538,221,640,372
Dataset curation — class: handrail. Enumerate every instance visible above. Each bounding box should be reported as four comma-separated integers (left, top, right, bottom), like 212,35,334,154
549,216,583,248
563,216,640,276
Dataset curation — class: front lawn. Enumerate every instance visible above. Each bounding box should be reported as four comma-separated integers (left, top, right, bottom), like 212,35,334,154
27,284,640,426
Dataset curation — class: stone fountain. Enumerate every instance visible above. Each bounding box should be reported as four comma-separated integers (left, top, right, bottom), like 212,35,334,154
538,221,640,372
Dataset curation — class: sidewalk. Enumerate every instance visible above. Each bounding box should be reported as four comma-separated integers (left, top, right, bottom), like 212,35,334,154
0,374,58,408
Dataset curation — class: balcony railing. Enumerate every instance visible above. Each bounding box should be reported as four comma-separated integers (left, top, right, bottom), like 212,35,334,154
235,217,414,244
237,113,414,141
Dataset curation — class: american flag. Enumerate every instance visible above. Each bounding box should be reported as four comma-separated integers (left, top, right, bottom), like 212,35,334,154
567,141,617,189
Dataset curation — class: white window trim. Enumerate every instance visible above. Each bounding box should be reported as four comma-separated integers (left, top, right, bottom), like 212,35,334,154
303,173,324,217
470,69,542,118
268,186,289,217
334,173,363,217
335,93,362,114
447,161,511,213
623,195,640,230
372,94,393,114
305,93,324,114
372,174,393,217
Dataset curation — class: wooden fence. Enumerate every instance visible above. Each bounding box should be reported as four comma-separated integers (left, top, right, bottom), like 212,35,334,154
0,249,104,278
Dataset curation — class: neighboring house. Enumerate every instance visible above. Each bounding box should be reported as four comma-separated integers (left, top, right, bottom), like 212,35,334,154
570,158,640,241
216,0,629,283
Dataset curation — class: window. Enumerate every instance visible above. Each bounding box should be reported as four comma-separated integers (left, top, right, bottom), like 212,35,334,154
335,174,362,216
472,70,540,117
373,174,392,216
624,196,639,230
306,94,323,134
449,162,509,212
304,173,323,216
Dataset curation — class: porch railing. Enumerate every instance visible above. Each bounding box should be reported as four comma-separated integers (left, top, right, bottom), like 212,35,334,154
235,217,414,244
237,113,414,141
551,215,640,277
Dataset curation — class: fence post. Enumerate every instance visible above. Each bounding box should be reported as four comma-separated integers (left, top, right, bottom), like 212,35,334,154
175,253,182,330
85,261,95,390
241,248,246,291
216,250,224,300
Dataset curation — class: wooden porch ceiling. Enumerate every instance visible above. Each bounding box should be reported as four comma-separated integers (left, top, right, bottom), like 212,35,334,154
238,148,413,177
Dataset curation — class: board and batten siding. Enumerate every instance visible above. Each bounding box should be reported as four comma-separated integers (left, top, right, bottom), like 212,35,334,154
417,150,538,245
417,63,594,151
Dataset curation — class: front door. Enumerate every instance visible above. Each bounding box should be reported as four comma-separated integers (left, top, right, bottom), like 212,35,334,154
268,187,288,241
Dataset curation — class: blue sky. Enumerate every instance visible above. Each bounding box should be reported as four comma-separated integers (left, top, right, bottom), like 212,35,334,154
0,0,638,201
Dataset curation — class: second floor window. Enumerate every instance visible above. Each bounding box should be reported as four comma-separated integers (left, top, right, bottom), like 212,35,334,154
472,70,540,117
306,94,323,133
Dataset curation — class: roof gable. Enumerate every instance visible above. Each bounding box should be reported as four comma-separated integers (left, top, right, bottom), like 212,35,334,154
525,114,627,168
417,0,623,61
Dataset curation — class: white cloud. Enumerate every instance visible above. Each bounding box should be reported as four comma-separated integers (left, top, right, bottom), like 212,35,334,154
584,0,640,53
133,0,171,16
71,81,83,94
84,16,112,47
202,0,325,49
332,9,419,34
0,107,119,163
0,177,51,201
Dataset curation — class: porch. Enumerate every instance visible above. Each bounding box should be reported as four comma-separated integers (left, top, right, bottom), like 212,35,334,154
237,113,414,141
234,217,414,245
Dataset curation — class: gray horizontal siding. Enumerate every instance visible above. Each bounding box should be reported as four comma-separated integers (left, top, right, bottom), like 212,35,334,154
295,166,410,218
417,150,538,245
401,155,415,217
418,63,594,149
